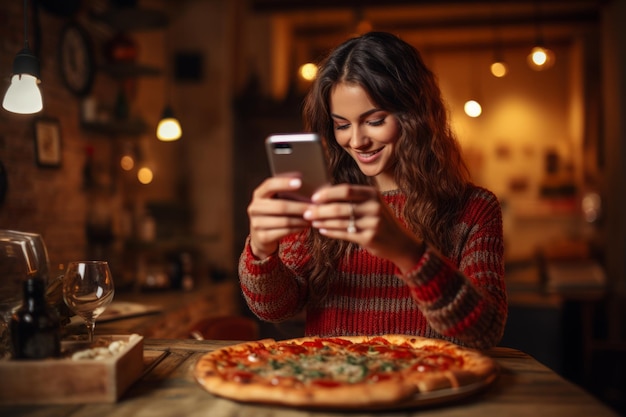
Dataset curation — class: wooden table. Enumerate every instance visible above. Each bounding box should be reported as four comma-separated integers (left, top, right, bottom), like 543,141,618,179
0,339,620,417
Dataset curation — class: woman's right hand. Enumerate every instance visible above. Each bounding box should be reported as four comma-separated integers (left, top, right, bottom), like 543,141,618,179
247,176,313,259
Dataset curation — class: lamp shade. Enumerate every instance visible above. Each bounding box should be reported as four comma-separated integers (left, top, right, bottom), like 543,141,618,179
156,106,182,141
2,47,43,114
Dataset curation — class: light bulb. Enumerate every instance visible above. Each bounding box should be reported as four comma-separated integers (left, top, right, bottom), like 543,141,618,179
137,167,154,184
464,100,482,118
2,74,43,114
120,155,134,171
531,48,547,65
527,46,555,71
156,105,182,141
490,61,507,78
156,117,182,141
299,63,318,81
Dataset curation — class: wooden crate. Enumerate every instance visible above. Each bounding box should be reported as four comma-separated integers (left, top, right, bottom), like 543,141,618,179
0,334,144,404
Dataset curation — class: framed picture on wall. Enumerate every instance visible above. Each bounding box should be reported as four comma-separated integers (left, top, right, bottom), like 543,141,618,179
34,117,62,168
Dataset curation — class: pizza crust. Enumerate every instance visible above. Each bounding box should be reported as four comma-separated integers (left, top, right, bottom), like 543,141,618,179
195,370,416,407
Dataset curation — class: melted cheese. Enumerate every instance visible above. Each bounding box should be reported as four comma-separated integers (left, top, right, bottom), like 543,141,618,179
217,338,459,386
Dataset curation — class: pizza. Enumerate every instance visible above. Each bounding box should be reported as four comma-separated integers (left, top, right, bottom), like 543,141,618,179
193,334,498,409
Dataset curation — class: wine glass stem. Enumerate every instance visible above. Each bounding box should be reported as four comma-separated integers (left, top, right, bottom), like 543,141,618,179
86,319,95,343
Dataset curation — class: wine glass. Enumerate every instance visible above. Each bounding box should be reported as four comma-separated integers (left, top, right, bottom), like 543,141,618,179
0,232,40,359
62,261,114,343
1,230,49,282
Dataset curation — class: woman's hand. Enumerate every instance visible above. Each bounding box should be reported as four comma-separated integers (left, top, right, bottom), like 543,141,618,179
304,184,425,274
247,176,313,259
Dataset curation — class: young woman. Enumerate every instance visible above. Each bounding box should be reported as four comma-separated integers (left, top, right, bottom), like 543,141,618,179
239,32,507,350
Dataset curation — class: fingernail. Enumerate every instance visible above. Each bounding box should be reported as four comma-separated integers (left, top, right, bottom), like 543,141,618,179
289,178,302,188
303,210,312,219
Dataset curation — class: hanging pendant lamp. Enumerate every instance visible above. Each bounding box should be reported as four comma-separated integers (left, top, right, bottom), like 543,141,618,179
2,0,43,114
156,105,182,141
156,31,181,142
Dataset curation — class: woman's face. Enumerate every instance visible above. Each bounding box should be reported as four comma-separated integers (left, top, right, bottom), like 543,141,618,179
330,82,401,191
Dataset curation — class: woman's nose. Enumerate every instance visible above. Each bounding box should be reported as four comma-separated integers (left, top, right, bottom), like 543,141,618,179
349,126,369,148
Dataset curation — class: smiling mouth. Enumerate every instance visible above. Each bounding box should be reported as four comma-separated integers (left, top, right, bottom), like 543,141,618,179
357,148,384,158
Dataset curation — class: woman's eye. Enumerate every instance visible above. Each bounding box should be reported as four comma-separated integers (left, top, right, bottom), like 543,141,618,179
367,118,385,127
335,124,350,131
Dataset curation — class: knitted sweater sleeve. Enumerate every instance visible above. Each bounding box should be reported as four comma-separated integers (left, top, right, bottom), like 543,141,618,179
238,234,309,322
400,188,507,349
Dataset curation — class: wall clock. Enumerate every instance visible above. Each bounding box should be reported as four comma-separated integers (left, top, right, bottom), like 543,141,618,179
58,21,95,97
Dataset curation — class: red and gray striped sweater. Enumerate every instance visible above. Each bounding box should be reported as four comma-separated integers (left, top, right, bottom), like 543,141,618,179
238,186,507,350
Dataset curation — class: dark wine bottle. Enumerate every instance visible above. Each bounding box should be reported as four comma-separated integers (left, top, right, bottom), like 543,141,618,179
10,277,61,359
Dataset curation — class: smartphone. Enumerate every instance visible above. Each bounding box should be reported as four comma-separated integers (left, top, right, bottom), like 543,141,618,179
265,133,330,202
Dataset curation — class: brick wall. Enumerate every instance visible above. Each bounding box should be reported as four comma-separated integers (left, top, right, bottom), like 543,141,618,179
0,2,120,274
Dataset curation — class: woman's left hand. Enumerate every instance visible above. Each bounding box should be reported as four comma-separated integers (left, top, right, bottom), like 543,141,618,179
304,184,425,274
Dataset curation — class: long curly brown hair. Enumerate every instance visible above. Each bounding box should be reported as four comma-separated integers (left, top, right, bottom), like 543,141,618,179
301,32,471,297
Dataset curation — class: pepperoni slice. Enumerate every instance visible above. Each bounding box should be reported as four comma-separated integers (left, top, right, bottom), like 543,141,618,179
301,339,325,348
275,343,309,355
387,348,417,360
322,337,354,346
229,370,256,383
418,353,459,370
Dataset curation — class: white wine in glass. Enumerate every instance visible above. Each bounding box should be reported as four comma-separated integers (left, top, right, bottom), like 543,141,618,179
62,261,114,343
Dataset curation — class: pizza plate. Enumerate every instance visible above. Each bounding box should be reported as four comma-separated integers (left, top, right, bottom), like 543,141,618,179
354,369,499,411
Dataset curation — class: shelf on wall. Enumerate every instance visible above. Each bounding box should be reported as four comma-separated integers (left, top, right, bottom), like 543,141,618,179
100,62,162,78
81,118,148,136
90,7,169,31
125,235,220,248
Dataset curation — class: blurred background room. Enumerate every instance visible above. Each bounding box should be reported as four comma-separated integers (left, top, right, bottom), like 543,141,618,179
0,0,624,413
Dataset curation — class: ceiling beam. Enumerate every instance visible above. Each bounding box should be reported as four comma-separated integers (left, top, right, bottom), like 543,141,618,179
251,0,601,13
291,8,599,37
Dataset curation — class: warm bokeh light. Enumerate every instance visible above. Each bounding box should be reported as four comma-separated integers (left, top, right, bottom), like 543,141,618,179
355,19,372,34
120,155,134,171
527,46,555,71
299,63,318,81
490,61,507,78
156,117,182,141
464,100,482,117
582,192,602,223
531,49,547,65
137,167,153,184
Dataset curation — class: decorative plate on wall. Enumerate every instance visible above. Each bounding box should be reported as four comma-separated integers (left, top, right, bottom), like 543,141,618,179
58,21,96,97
